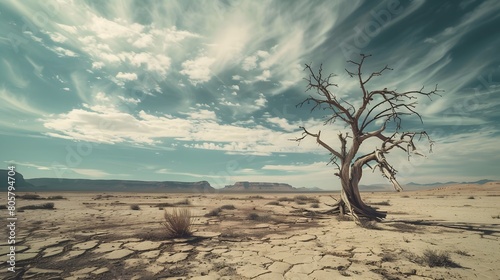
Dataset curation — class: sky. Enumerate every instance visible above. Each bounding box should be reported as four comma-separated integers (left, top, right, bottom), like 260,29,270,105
1,0,499,190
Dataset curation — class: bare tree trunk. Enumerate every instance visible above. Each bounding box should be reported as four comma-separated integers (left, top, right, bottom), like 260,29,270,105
329,162,387,222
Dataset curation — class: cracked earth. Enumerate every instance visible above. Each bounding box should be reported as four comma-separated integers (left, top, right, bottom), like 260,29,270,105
1,184,499,279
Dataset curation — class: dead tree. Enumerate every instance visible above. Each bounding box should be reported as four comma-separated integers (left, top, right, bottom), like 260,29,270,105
294,54,442,224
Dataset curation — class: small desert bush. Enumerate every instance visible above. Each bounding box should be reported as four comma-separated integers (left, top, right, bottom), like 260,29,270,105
248,195,264,199
48,195,65,200
371,200,391,206
359,219,380,229
455,250,471,256
492,215,500,219
294,195,320,204
175,198,191,205
381,252,397,262
247,212,260,220
294,195,308,201
467,196,475,199
247,212,272,222
220,204,236,210
336,214,352,221
156,202,174,208
20,203,54,210
310,203,320,208
266,201,281,206
278,197,293,202
130,204,141,210
19,194,43,200
205,208,221,217
295,200,307,205
401,195,410,198
421,249,460,267
162,208,193,238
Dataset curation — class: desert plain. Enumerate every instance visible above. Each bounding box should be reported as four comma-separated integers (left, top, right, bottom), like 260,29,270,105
1,182,499,280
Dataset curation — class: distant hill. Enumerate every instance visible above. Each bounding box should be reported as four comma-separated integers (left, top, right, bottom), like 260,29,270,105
25,178,215,193
0,169,34,189
0,169,215,193
405,179,496,187
221,181,325,192
360,179,498,192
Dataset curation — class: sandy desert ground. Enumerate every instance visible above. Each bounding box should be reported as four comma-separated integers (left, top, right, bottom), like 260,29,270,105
1,182,499,280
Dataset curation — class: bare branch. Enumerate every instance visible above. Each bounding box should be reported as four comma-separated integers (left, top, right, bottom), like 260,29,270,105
291,127,343,159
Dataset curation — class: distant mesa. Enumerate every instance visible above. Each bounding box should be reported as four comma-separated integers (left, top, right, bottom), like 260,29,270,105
0,169,34,189
0,169,214,193
221,181,324,192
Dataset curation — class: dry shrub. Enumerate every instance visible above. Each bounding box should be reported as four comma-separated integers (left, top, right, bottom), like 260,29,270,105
359,219,380,229
421,249,460,267
130,204,140,210
310,203,320,208
175,198,191,205
278,197,293,202
294,195,308,201
381,252,397,262
205,208,221,217
19,194,43,200
336,214,352,221
266,201,281,206
20,203,54,210
294,195,319,203
247,212,260,220
405,249,460,268
162,208,193,238
371,200,391,206
220,204,236,210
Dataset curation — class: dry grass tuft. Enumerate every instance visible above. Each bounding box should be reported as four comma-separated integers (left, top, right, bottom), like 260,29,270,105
205,208,221,217
20,203,55,210
405,249,460,268
266,201,281,206
336,214,352,221
359,219,380,229
294,195,320,204
455,250,471,256
162,208,193,238
175,198,191,205
421,249,460,267
371,200,391,206
381,252,397,262
19,194,43,200
220,204,236,210
130,204,140,210
48,195,65,200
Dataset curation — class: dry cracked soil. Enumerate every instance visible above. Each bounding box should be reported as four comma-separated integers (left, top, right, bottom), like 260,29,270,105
1,182,499,279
